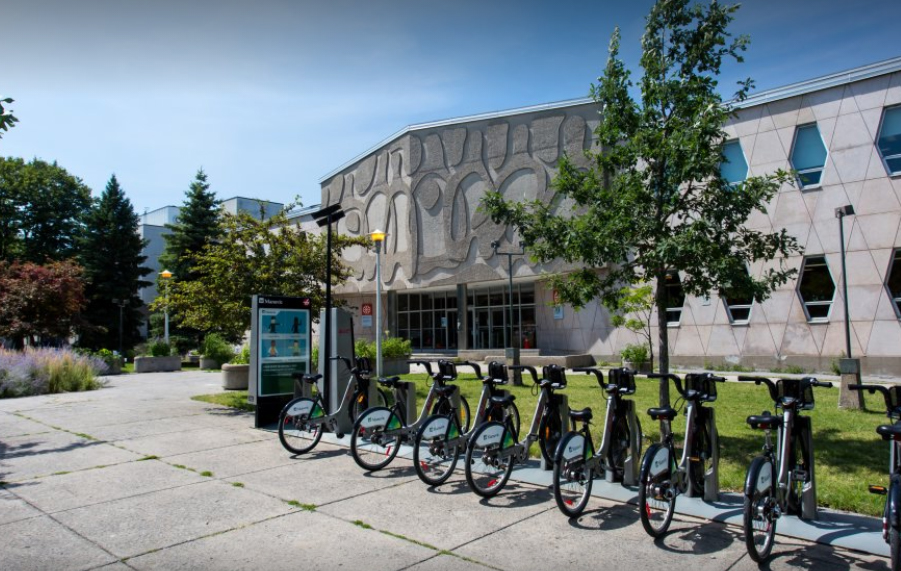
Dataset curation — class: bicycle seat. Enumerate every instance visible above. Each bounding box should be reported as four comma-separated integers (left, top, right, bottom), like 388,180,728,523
747,413,783,430
877,424,901,441
647,407,677,421
568,407,593,422
376,376,402,387
301,374,322,384
434,384,458,398
489,394,516,407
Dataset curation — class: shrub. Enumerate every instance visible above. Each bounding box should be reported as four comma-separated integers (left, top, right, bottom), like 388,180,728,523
201,333,234,365
149,339,173,357
620,343,649,364
231,344,251,365
0,348,107,398
354,337,412,361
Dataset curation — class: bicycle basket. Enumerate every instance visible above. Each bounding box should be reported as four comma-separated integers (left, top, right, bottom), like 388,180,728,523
608,368,636,395
684,373,716,402
437,360,458,380
542,364,567,387
778,378,814,410
355,357,372,375
487,361,508,382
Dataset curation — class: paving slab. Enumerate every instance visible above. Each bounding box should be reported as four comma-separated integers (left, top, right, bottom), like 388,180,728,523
165,438,300,479
0,411,52,438
84,415,221,442
0,431,142,482
319,476,555,551
224,443,418,505
18,403,211,433
0,487,43,525
125,509,436,571
111,426,268,458
52,479,292,559
0,514,117,571
405,553,494,571
8,458,206,513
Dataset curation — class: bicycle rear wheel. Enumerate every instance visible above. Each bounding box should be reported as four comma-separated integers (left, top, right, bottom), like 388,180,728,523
465,422,514,498
351,407,402,471
638,444,675,537
744,458,778,562
414,415,461,486
553,432,593,517
278,397,323,455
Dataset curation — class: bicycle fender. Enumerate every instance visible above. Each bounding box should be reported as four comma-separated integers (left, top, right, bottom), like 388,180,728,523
556,432,588,464
420,416,451,441
357,406,394,430
471,422,506,449
744,456,774,497
639,443,670,484
283,397,322,419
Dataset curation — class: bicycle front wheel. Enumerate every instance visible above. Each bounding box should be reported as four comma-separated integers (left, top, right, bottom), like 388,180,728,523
553,432,593,517
538,406,564,466
351,407,401,471
351,388,389,422
432,396,471,435
638,444,675,537
744,458,778,562
465,422,514,498
414,415,461,486
278,397,323,455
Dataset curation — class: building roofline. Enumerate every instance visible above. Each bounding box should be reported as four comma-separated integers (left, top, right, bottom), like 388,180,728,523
318,55,901,185
220,196,284,205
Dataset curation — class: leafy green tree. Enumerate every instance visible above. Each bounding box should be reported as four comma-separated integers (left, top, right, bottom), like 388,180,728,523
0,157,92,263
0,96,18,139
608,284,655,370
0,260,87,349
482,0,801,405
153,208,367,341
77,175,152,351
158,169,221,282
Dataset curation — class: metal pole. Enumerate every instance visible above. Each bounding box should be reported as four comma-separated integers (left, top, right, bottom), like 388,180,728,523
839,213,852,359
164,281,170,345
118,303,124,356
375,240,383,378
324,214,333,408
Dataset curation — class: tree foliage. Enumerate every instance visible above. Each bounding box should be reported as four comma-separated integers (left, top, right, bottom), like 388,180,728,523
77,175,152,351
609,283,655,369
482,0,801,405
0,157,92,263
153,208,367,341
159,169,222,282
0,260,87,348
0,97,18,140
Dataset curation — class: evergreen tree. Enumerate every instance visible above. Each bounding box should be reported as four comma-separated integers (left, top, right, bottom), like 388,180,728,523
158,169,222,282
78,174,152,351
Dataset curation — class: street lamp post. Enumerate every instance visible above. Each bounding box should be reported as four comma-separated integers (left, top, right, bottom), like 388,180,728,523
112,298,127,356
370,229,387,378
312,204,345,409
834,204,861,409
491,240,525,386
160,270,173,345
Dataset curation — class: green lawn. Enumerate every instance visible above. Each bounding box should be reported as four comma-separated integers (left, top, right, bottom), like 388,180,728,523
193,371,890,516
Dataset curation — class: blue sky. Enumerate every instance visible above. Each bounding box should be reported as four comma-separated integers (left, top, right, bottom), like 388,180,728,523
2,0,900,214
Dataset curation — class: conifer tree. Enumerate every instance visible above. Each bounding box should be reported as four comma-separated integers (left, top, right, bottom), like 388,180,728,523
158,169,222,282
78,174,152,351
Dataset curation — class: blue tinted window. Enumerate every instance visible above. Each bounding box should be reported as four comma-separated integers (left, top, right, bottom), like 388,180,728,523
878,107,901,175
791,124,827,188
720,140,748,184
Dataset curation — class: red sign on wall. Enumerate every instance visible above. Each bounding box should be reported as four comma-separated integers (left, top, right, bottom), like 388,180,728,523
362,303,373,316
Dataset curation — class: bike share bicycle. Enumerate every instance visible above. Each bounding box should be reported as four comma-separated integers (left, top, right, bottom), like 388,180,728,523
552,367,644,517
414,360,522,486
278,356,388,455
464,364,569,498
740,375,832,562
849,382,901,571
636,372,724,535
350,359,477,472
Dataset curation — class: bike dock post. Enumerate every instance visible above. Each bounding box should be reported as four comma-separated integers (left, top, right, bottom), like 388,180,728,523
704,408,720,502
798,417,819,520
395,381,418,426
622,399,641,486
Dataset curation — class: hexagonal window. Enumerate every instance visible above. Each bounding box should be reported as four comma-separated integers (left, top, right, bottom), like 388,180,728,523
720,140,748,185
887,249,901,317
723,281,753,324
798,256,835,321
790,124,828,188
664,271,685,326
877,106,901,175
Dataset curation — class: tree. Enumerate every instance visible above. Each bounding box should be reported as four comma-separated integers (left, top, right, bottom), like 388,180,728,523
153,208,367,341
0,96,17,140
0,260,87,348
609,284,655,370
0,157,92,263
159,169,222,282
77,175,152,351
482,0,801,406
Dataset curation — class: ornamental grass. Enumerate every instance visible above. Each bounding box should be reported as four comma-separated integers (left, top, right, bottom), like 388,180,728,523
0,347,108,398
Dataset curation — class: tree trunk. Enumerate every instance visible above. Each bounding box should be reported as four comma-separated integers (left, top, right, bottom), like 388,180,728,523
655,275,670,407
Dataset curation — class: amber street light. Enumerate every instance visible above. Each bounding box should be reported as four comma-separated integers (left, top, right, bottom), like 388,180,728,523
370,229,387,377
160,270,174,345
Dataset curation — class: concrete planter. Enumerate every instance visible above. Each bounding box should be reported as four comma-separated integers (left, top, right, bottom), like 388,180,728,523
380,358,411,376
103,358,123,375
200,357,222,370
221,364,250,390
623,360,652,374
134,356,182,373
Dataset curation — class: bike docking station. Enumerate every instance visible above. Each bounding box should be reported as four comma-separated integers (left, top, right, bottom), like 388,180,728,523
603,368,642,485
683,373,721,501
249,295,313,428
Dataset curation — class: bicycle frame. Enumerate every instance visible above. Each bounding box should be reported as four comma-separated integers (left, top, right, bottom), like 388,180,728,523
484,365,557,465
379,359,469,441
290,356,372,434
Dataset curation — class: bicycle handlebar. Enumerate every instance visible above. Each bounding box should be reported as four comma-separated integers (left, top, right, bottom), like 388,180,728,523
455,360,482,379
572,367,604,387
850,383,897,416
648,373,685,398
407,360,434,377
330,355,353,371
510,365,538,384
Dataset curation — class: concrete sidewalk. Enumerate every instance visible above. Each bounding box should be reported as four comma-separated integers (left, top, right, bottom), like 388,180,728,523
0,372,891,570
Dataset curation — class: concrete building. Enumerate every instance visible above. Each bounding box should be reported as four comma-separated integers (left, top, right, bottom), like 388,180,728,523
322,56,901,376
